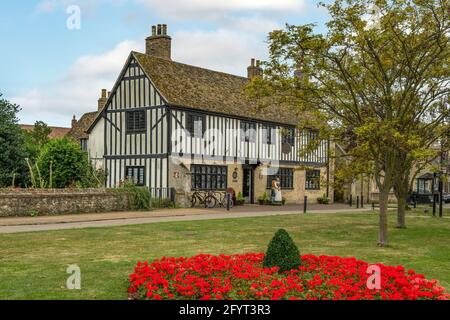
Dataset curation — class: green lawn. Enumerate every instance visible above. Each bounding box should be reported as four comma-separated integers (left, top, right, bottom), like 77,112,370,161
0,210,449,300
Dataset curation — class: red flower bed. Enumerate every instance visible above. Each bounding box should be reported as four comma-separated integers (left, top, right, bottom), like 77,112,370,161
128,253,449,300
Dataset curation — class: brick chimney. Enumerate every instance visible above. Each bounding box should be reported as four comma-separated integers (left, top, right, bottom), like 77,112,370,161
247,58,263,80
98,89,108,111
146,24,172,60
71,115,77,128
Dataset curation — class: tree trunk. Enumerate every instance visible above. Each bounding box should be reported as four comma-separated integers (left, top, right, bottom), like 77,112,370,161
378,191,389,247
393,165,409,229
396,196,407,229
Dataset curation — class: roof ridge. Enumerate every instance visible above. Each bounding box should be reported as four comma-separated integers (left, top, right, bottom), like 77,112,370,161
20,124,71,129
132,51,250,82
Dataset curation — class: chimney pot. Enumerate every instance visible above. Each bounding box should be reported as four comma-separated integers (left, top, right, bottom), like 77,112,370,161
248,58,263,80
71,115,77,128
146,24,172,60
98,89,108,111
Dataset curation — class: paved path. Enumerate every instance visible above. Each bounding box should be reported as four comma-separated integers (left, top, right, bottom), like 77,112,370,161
0,205,372,234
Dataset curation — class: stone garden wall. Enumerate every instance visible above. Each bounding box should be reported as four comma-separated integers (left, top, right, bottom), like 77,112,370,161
0,188,134,217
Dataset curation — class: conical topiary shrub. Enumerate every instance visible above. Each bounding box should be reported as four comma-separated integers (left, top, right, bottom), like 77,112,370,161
263,229,301,273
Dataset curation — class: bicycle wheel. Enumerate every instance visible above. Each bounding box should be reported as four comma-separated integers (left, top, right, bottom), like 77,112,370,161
204,196,217,208
190,195,197,208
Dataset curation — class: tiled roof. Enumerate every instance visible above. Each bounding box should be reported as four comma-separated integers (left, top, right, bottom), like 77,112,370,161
66,111,99,140
20,125,71,139
132,52,299,126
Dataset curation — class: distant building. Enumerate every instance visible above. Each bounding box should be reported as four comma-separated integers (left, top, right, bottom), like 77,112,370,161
343,146,450,204
20,124,71,139
66,90,109,170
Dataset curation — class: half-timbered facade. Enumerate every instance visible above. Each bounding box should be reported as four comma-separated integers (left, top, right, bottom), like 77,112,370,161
87,24,334,205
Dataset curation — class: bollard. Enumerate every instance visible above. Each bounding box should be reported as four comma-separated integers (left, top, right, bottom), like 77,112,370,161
304,196,308,214
432,194,437,217
226,193,231,211
372,202,375,211
361,195,364,208
349,195,353,207
356,196,360,209
413,195,417,209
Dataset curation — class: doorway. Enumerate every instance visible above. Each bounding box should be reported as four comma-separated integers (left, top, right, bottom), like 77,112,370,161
243,167,255,204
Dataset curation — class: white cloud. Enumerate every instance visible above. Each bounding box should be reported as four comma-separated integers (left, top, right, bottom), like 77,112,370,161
35,0,59,13
172,26,275,76
13,40,142,127
34,0,126,15
138,0,305,21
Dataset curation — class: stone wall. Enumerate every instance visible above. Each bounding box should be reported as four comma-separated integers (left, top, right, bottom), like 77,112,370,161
0,189,134,217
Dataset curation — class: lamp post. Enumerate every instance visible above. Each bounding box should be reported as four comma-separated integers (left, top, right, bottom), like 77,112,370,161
440,167,447,218
432,172,437,217
438,171,443,218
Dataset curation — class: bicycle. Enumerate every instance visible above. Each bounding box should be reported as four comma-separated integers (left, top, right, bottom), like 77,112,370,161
190,190,207,208
204,191,234,209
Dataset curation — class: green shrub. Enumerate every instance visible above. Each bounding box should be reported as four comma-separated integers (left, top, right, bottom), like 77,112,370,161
121,180,151,210
263,229,301,273
317,194,330,205
258,192,270,203
36,138,93,188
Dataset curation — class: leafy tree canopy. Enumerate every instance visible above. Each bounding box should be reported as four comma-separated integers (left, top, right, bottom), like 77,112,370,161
23,121,52,161
0,93,28,187
247,0,450,245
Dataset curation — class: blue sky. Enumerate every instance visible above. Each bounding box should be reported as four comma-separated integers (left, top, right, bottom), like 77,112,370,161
0,0,331,127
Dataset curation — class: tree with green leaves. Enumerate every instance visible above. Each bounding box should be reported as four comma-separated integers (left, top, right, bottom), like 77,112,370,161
0,93,28,187
36,137,92,188
22,121,52,161
247,0,450,246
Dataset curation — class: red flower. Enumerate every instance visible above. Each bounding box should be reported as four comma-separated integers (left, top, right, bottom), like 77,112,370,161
128,253,449,301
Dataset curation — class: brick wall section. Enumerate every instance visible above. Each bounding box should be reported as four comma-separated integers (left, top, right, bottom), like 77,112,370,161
0,189,134,217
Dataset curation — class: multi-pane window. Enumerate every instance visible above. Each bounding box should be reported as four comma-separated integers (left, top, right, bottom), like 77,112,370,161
282,128,295,145
191,165,228,190
262,125,275,144
125,166,145,186
186,114,206,138
80,139,88,151
266,168,294,190
240,121,257,142
305,170,321,190
126,110,146,133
